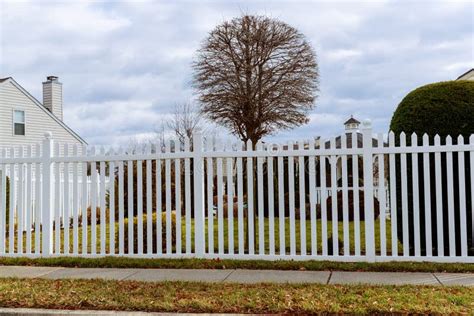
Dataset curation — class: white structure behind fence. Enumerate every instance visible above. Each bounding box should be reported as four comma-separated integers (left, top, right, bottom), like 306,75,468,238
0,121,473,262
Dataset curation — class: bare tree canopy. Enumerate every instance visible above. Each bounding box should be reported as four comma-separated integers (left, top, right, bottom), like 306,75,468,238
155,102,203,148
193,15,319,143
167,102,202,144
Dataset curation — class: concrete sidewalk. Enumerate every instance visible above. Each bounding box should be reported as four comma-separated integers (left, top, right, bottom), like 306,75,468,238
0,266,473,286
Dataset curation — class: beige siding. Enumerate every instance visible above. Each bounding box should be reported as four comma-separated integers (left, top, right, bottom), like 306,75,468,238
458,71,474,81
0,80,84,149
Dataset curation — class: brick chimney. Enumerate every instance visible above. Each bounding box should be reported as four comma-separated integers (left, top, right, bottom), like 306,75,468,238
42,76,63,120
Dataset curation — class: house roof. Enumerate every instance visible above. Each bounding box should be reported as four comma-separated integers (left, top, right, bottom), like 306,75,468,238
323,132,381,149
456,68,474,80
344,116,360,125
273,132,383,151
0,77,87,144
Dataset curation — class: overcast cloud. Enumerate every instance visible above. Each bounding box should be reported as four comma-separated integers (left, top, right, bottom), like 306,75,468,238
0,0,472,145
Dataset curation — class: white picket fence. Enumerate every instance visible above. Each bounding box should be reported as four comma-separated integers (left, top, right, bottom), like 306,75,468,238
0,121,473,262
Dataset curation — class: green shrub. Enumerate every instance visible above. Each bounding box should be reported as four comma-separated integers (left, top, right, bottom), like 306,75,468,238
389,80,474,255
123,211,177,254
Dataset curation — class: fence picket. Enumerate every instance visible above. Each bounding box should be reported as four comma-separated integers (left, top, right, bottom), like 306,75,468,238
341,134,349,256
378,134,386,257
288,141,296,255
206,138,214,254
155,155,162,254
400,133,409,257
257,141,265,254
308,139,317,255
330,137,338,256
422,134,432,256
91,147,98,255
434,135,444,256
145,145,153,254
63,144,70,254
247,140,255,255
237,149,244,254
35,144,41,254
216,139,224,254
353,131,361,256
278,151,285,255
72,145,79,254
109,150,115,255
411,134,421,256
17,146,24,254
298,140,307,255
165,140,172,254
54,143,61,254
25,146,32,254
226,150,234,254
267,148,275,255
100,148,106,255
457,135,467,256
137,147,144,255
81,146,88,254
118,149,125,255
175,140,182,254
8,147,15,254
320,141,328,256
184,138,191,254
388,132,397,256
127,157,134,254
446,136,456,256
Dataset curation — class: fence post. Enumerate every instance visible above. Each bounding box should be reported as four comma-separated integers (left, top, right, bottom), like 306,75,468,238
41,132,54,256
193,132,205,257
362,120,376,262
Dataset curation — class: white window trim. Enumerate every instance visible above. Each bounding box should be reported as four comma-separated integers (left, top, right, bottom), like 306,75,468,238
12,108,26,137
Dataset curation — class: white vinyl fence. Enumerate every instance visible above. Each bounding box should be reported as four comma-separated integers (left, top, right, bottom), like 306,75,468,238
0,121,473,262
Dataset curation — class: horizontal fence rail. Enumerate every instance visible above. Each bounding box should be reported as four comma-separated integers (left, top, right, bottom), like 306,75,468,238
0,124,473,263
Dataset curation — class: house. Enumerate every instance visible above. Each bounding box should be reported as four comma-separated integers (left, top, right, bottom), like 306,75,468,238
456,68,474,81
0,76,86,151
320,116,385,187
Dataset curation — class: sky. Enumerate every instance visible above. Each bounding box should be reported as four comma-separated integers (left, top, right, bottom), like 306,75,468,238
0,0,472,145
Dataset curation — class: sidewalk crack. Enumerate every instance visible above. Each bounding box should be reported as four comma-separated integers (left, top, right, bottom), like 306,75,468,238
432,272,443,286
35,267,65,278
326,271,333,285
222,269,235,282
120,269,141,281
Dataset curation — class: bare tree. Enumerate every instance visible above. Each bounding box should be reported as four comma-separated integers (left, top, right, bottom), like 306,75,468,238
155,102,203,147
193,15,319,143
167,102,202,144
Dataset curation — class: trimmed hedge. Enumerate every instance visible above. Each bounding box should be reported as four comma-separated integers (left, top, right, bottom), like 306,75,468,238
123,212,177,254
321,190,380,221
389,80,474,255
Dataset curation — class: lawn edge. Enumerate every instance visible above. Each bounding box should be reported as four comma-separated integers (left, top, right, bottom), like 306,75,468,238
0,256,473,273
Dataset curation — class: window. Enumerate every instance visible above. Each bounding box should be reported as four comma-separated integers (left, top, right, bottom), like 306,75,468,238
13,110,25,136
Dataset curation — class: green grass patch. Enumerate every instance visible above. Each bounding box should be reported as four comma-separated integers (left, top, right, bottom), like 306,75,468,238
0,278,472,314
1,256,473,273
6,218,400,255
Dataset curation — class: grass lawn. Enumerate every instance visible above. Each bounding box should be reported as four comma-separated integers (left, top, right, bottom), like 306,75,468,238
4,217,474,273
0,278,472,314
1,256,474,273
6,217,399,256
